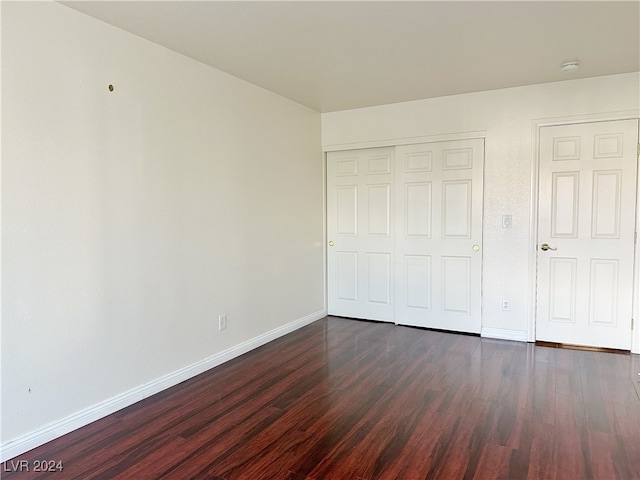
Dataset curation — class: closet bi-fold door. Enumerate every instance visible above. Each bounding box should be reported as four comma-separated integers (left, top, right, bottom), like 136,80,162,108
327,147,395,322
394,139,484,333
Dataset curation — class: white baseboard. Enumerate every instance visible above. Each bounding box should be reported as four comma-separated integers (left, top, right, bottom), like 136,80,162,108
481,327,528,343
0,309,326,462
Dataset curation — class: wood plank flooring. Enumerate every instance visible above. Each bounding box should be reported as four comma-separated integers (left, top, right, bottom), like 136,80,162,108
4,316,640,479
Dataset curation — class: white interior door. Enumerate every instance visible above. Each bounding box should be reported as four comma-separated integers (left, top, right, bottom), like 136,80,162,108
327,147,394,322
536,119,639,349
394,139,484,333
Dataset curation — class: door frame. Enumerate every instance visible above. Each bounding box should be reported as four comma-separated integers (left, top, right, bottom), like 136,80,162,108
528,110,640,354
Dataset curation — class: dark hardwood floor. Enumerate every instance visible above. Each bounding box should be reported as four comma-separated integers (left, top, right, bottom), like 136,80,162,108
4,316,640,479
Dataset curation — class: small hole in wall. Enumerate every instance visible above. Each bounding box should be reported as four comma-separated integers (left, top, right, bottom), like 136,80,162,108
108,84,114,92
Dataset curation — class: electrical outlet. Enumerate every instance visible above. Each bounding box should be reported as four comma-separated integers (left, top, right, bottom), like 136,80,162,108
218,314,227,331
502,299,510,311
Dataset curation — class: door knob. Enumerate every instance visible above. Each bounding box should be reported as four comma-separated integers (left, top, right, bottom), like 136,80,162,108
328,241,334,247
472,245,480,251
540,243,557,251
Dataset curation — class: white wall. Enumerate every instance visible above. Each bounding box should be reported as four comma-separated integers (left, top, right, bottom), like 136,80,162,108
322,73,640,339
1,1,323,452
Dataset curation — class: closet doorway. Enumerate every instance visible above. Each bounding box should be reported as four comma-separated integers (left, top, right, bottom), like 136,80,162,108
327,138,484,334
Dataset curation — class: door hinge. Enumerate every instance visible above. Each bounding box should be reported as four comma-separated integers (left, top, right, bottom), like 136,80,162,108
632,318,635,330
637,143,640,155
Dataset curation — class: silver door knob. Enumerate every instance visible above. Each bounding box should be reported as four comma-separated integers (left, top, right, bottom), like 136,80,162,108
540,243,557,251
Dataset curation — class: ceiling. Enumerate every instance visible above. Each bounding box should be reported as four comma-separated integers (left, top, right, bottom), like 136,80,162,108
61,1,640,112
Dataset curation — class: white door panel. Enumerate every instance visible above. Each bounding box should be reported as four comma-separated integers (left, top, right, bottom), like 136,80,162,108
327,147,394,322
536,119,638,349
328,139,484,332
406,255,431,309
394,139,484,333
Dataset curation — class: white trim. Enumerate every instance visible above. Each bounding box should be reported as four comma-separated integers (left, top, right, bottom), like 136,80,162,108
528,119,542,342
633,196,640,354
481,327,528,343
531,110,639,129
323,151,328,314
634,121,640,355
322,130,487,152
0,309,326,462
528,111,640,352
